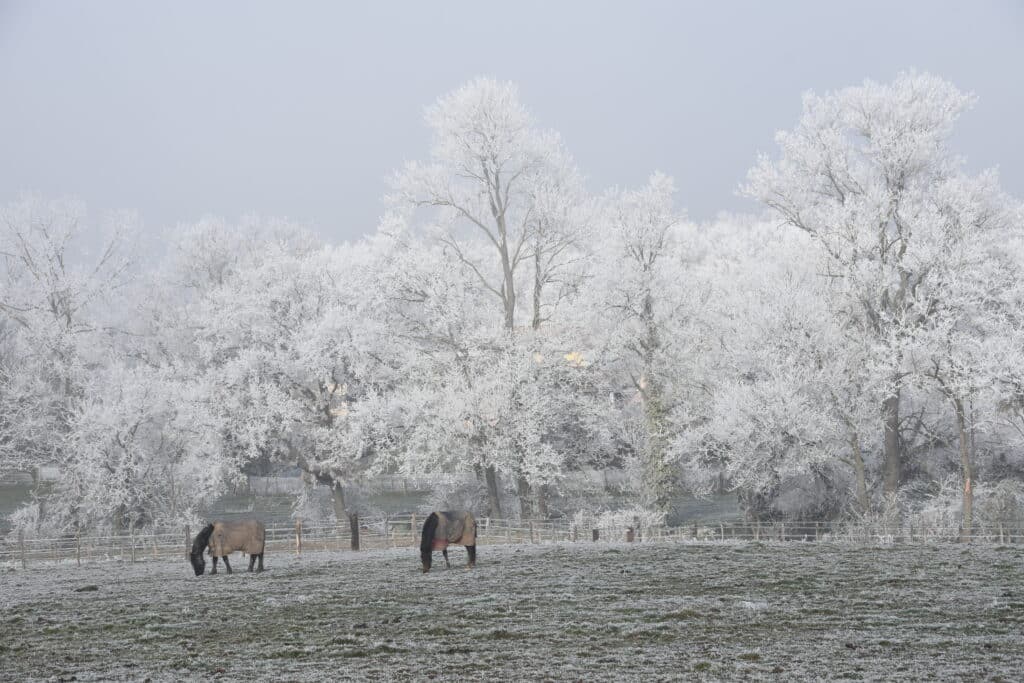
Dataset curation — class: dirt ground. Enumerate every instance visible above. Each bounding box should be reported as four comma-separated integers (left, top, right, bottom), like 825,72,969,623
1,540,1023,681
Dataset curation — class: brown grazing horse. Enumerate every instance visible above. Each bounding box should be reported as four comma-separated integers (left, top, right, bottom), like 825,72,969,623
190,519,266,576
420,511,476,573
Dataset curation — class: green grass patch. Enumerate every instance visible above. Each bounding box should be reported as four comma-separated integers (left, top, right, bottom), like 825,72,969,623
654,609,700,621
486,629,519,640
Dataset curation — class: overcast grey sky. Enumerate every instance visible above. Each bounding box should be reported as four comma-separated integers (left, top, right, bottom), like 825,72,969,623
1,1,1022,243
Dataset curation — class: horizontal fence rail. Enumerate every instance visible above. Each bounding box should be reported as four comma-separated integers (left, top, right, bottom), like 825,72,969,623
2,516,1023,568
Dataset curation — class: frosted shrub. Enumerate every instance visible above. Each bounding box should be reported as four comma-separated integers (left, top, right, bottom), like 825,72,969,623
6,502,42,539
423,479,490,516
5,501,72,541
974,480,1024,536
571,506,666,540
908,476,970,532
291,485,333,525
542,472,623,521
887,477,1024,541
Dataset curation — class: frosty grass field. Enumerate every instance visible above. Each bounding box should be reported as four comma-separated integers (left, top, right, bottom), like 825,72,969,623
2,541,1023,681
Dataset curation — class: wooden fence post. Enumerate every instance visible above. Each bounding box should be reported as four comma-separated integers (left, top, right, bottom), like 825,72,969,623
592,528,599,542
19,529,26,569
295,519,303,555
76,529,82,566
349,513,360,551
185,525,191,562
130,529,136,564
529,521,536,544
410,513,416,546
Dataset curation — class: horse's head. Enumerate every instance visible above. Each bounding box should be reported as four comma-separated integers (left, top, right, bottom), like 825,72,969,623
189,551,206,576
189,522,215,576
420,511,439,573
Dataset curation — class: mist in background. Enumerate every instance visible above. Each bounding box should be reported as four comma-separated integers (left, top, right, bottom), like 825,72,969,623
1,0,1021,242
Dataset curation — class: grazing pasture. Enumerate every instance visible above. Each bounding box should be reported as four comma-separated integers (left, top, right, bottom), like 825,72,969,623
1,541,1022,681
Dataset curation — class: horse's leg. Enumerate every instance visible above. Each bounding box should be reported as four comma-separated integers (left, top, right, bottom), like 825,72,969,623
222,555,232,574
443,548,450,569
211,556,218,575
248,553,255,572
257,553,264,572
466,545,476,568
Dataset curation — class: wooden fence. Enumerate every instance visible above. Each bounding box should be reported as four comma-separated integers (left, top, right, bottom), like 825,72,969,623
2,516,1023,568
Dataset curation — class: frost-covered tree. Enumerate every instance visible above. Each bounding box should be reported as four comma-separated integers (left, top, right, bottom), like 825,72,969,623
745,72,1009,500
55,361,225,531
910,181,1023,538
7,72,1024,537
990,226,1024,464
591,173,704,515
164,218,400,524
374,232,509,515
680,222,887,518
0,196,134,479
389,78,593,517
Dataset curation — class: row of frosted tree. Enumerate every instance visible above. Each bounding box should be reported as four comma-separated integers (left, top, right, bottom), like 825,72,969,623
2,73,1023,537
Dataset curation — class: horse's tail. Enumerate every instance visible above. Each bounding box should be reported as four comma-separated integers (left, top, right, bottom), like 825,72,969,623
420,512,439,565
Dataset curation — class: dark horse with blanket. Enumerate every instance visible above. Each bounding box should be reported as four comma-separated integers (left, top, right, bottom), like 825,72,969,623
189,519,266,576
420,511,477,573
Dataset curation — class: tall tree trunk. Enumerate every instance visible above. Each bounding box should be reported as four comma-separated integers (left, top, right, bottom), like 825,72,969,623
330,485,346,524
881,389,902,498
517,475,531,520
955,397,973,543
484,465,502,518
329,482,360,549
639,289,671,515
32,468,47,522
496,214,516,331
849,433,869,514
532,246,543,330
641,374,671,515
536,483,549,518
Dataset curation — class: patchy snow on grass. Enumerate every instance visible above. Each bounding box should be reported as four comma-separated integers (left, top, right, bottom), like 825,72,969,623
1,541,1023,681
